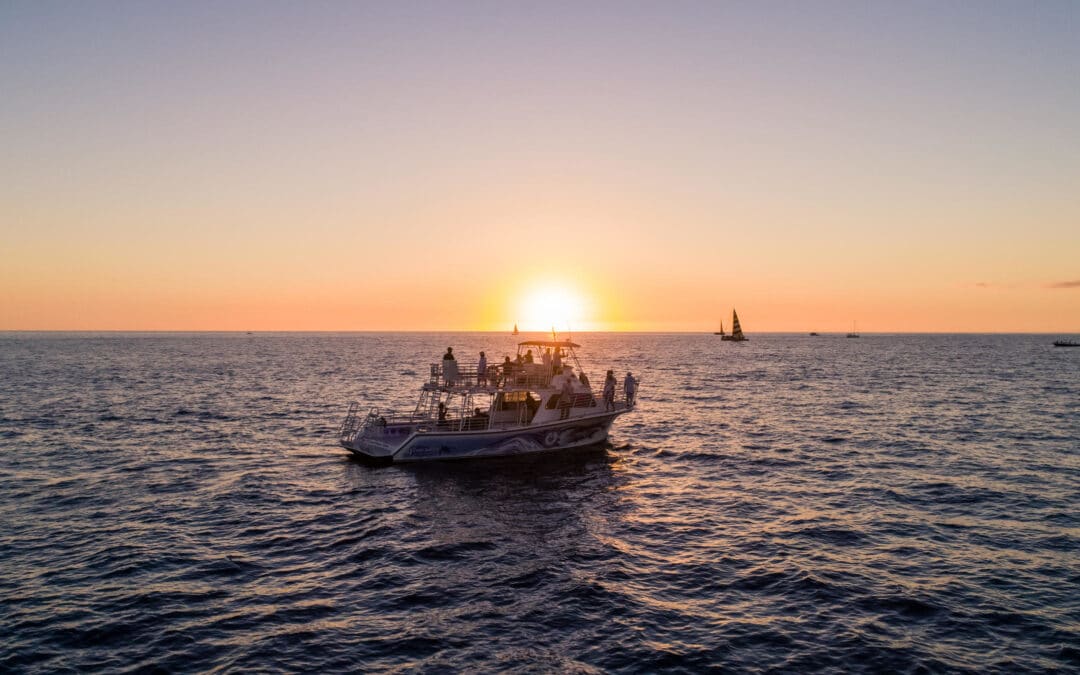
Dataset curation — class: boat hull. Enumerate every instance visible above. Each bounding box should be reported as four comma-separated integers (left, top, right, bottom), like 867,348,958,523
342,413,621,463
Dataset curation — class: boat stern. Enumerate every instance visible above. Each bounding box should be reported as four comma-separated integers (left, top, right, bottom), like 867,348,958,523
339,403,411,463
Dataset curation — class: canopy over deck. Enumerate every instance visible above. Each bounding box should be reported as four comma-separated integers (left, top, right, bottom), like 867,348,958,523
516,339,580,349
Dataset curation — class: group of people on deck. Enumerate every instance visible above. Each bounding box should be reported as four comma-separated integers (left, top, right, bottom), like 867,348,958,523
440,345,637,410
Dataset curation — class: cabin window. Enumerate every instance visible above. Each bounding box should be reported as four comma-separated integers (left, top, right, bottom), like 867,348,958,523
498,390,528,410
496,391,540,411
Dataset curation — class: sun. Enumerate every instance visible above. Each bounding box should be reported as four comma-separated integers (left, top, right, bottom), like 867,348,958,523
518,285,588,333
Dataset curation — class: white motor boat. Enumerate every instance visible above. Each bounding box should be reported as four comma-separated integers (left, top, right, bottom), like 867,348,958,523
339,339,638,463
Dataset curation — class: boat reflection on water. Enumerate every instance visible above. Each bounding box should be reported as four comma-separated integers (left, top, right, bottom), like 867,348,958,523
342,442,627,565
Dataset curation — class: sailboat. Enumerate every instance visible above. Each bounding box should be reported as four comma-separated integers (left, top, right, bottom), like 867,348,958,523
847,321,860,338
713,320,725,336
512,323,519,336
721,310,748,342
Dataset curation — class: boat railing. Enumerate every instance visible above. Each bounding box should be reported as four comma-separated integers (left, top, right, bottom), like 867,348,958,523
342,377,640,444
339,402,366,444
429,362,555,390
340,403,424,444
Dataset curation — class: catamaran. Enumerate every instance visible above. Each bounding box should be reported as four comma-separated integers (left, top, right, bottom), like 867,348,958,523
338,339,638,463
720,310,748,342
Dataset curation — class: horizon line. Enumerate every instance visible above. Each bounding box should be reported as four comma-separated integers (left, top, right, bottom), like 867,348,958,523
2,330,1077,335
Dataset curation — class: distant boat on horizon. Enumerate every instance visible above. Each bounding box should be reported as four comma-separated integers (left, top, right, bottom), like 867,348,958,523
721,310,748,342
512,323,519,336
1053,339,1079,347
713,319,725,336
847,321,860,338
809,332,819,336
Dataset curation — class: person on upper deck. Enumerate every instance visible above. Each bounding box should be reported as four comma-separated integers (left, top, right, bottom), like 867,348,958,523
542,348,552,368
477,351,487,386
552,348,562,374
524,349,534,364
442,347,459,385
578,370,590,388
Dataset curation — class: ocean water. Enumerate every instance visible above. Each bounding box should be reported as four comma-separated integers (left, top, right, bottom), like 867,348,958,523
1,332,1077,673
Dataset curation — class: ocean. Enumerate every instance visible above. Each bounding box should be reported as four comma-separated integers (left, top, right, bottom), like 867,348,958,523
1,332,1077,672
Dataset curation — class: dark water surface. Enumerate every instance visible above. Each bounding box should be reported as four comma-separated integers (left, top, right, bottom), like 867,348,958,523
1,332,1077,672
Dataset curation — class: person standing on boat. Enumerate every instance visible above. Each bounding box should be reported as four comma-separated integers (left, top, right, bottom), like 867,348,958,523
603,370,616,411
501,356,514,386
552,348,562,375
442,347,458,386
542,348,552,369
559,377,574,420
524,349,534,364
477,351,487,386
624,372,637,408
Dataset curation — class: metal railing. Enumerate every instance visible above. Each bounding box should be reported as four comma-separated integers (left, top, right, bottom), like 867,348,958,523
429,362,559,390
339,402,366,444
340,403,425,445
342,371,641,444
425,364,640,405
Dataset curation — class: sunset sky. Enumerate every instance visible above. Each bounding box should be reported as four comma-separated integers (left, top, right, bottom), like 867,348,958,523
2,2,1078,332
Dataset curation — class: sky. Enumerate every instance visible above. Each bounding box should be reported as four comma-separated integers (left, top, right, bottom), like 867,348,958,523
2,1,1078,332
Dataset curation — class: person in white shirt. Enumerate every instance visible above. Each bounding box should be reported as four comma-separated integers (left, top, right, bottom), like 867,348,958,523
560,377,574,420
477,351,488,386
442,347,458,386
623,372,637,408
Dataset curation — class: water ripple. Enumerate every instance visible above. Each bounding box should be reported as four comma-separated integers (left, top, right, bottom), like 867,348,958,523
1,332,1077,672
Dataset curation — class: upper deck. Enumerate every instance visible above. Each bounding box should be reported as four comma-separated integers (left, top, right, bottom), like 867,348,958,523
428,339,586,392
